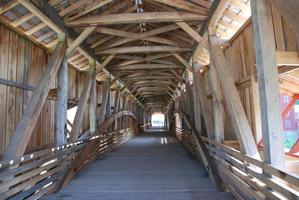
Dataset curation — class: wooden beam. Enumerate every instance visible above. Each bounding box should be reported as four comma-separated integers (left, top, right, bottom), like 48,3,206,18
58,0,90,17
0,77,35,91
66,27,96,57
176,22,205,45
25,22,47,35
169,69,183,82
106,78,112,118
276,51,299,66
67,0,114,21
56,56,68,145
117,64,183,70
89,63,97,135
113,87,120,114
192,70,214,139
117,53,172,67
149,0,208,15
95,54,114,74
209,35,261,160
2,42,65,160
98,78,110,124
172,53,193,71
250,0,285,167
96,46,190,55
191,72,201,132
209,59,225,143
11,13,34,27
70,68,93,141
67,12,206,26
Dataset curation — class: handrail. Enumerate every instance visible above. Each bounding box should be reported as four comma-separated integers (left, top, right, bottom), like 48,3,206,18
174,127,299,199
174,110,223,190
0,111,139,200
53,111,139,191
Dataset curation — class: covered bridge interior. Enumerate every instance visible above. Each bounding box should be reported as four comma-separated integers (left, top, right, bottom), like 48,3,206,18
0,0,299,199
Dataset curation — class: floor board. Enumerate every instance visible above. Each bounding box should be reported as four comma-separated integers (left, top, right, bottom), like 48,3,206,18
43,132,234,200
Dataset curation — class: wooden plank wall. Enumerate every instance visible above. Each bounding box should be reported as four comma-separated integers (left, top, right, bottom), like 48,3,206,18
222,4,299,141
0,23,90,155
0,23,54,154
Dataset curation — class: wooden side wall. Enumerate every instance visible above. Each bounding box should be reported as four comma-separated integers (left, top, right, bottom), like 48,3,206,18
222,4,299,141
0,23,52,154
0,23,91,155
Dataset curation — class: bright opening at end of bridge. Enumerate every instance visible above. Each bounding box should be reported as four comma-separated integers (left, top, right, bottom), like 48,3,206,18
151,112,165,128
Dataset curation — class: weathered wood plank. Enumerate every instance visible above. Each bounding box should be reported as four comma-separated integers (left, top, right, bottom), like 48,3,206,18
56,57,68,145
250,0,285,168
89,63,97,135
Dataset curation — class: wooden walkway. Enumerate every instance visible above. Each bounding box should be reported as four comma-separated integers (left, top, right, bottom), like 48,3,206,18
44,132,234,200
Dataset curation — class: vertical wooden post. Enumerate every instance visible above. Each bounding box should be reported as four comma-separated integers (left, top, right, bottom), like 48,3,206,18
122,95,127,110
251,0,285,168
113,87,120,114
209,59,225,143
192,68,214,139
56,55,68,145
98,77,110,125
184,70,194,120
89,61,97,135
192,72,202,132
106,78,111,118
113,87,120,130
250,77,262,143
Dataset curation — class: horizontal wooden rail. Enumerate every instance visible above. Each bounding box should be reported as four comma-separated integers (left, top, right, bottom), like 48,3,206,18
140,123,151,128
174,127,299,200
0,111,139,200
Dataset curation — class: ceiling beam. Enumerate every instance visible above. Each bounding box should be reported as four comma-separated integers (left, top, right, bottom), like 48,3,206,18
66,27,96,56
116,64,183,70
96,46,190,54
67,12,206,26
149,0,208,15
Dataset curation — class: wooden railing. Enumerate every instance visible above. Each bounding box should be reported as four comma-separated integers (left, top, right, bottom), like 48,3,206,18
0,111,139,200
174,127,299,200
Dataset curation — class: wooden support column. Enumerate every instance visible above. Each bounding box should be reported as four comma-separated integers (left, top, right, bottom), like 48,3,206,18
122,95,127,110
209,58,225,143
209,36,261,160
70,67,93,141
113,87,120,114
251,0,285,167
192,78,202,132
56,55,68,145
89,62,97,135
250,78,263,143
98,78,110,125
106,78,111,119
192,68,214,139
184,70,194,120
3,41,65,160
113,87,120,130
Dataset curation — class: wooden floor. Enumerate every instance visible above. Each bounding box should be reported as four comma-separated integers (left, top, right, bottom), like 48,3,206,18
43,132,234,200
